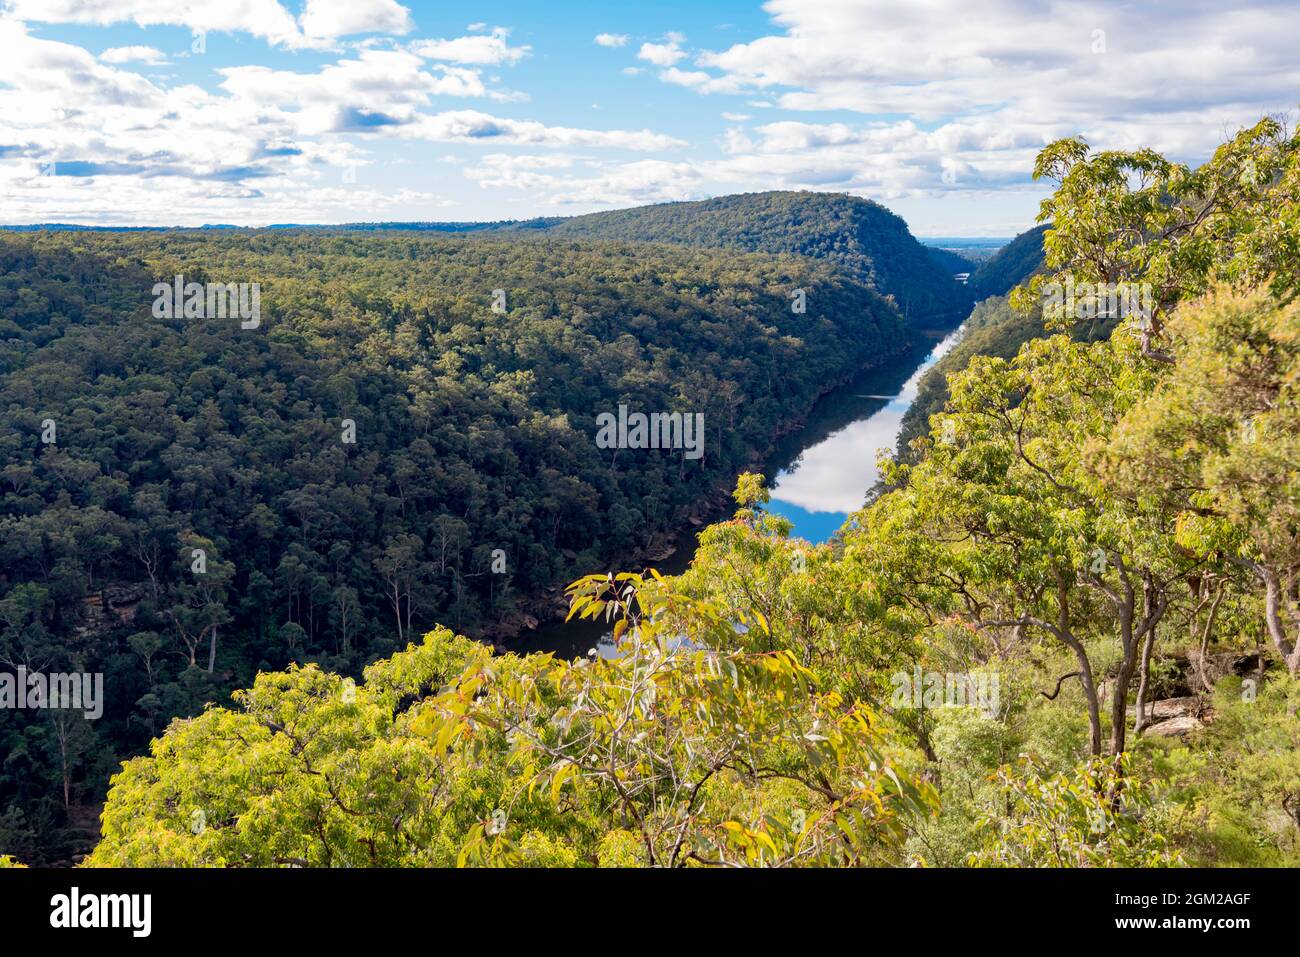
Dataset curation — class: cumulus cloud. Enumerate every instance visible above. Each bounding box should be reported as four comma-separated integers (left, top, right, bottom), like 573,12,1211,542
412,26,530,65
216,50,489,125
658,66,744,94
2,165,457,226
6,0,414,48
568,0,1300,209
300,0,412,40
408,110,684,151
637,34,687,67
462,152,582,191
5,0,1298,224
0,15,684,224
464,153,704,208
672,0,1300,154
99,44,167,65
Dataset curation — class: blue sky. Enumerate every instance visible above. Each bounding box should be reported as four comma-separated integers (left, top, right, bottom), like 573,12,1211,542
2,0,1297,233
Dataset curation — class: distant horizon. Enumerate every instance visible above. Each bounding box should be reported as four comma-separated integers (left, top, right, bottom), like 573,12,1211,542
0,222,1019,241
0,189,1022,241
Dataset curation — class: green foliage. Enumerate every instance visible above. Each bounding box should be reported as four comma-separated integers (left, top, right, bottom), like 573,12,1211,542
1153,678,1300,866
969,755,1184,867
91,610,937,867
1101,287,1300,675
527,190,969,323
17,121,1300,869
898,293,1051,459
91,628,504,866
877,116,1300,868
0,227,908,860
1015,118,1300,334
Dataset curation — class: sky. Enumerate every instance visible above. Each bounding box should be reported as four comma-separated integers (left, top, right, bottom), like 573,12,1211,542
1,0,1297,235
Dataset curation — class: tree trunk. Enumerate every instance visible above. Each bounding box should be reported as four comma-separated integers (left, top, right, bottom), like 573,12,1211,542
1110,638,1137,757
1054,572,1102,756
1134,624,1158,735
1262,568,1300,677
1197,584,1225,693
391,580,404,643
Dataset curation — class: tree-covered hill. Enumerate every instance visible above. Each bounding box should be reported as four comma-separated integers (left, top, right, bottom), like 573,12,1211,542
0,228,907,862
76,115,1300,871
6,192,978,330
509,191,970,325
897,224,1052,457
968,223,1049,299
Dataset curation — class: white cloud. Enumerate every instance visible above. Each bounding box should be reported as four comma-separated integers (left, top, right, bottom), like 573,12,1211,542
0,16,685,225
6,0,1298,225
99,45,167,65
674,0,1300,155
464,154,704,207
300,0,412,40
548,159,703,206
463,152,581,190
412,26,529,65
573,0,1300,209
637,36,686,67
6,0,414,49
1,166,457,226
658,66,743,94
408,110,684,151
215,50,497,137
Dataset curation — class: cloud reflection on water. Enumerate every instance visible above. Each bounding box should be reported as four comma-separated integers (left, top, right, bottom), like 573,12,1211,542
767,327,964,532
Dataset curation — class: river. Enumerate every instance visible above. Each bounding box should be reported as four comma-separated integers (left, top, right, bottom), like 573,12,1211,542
516,321,966,660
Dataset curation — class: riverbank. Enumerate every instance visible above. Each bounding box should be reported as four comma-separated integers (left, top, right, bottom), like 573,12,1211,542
500,320,965,658
469,328,938,654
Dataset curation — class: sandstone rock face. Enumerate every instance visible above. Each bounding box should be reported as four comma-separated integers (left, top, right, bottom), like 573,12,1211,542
1144,715,1204,738
1148,696,1202,720
75,583,148,638
1130,695,1211,738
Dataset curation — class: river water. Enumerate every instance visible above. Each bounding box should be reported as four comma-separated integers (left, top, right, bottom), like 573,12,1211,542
517,322,966,659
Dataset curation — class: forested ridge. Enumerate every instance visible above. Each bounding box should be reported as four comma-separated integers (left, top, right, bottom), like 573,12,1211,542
4,116,1300,870
8,192,966,327
505,191,971,324
0,228,908,862
968,224,1051,300
898,224,1058,458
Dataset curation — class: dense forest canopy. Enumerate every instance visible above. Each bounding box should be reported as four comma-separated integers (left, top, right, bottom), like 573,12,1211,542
3,115,1300,870
7,191,966,328
0,228,908,862
507,191,971,325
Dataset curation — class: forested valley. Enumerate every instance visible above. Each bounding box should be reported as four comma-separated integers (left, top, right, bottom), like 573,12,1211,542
0,211,917,862
3,119,1300,869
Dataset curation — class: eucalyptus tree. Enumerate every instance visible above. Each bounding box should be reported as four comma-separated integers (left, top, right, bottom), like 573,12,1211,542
856,326,1190,758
